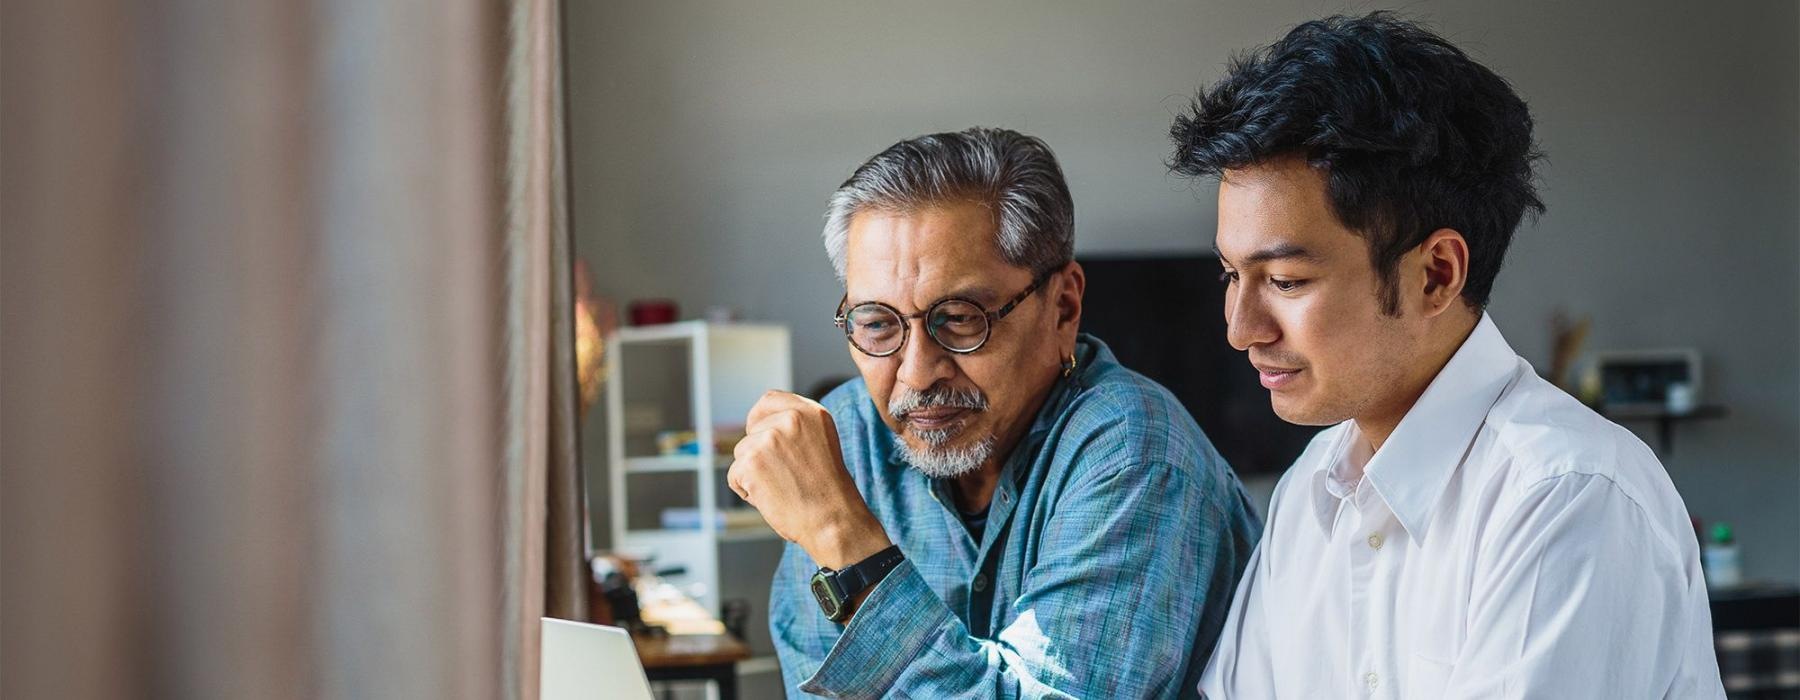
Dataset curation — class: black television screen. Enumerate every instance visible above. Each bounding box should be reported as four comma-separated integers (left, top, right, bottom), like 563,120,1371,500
1078,254,1320,475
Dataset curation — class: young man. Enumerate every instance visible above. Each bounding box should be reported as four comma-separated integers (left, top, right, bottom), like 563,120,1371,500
729,127,1261,698
1170,14,1726,698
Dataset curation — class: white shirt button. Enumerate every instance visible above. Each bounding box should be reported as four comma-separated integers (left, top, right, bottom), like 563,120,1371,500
1365,672,1380,690
972,573,989,592
1366,532,1384,550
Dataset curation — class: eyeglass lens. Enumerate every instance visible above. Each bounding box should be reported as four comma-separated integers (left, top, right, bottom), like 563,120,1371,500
844,300,989,355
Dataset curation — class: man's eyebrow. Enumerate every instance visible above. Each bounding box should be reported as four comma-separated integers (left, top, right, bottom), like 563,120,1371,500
1214,242,1320,265
847,284,1002,310
938,285,1000,305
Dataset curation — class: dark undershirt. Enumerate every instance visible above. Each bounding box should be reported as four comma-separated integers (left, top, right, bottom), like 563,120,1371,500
959,503,990,542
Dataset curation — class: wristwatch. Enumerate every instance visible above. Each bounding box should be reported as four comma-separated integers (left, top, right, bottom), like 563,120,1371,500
810,545,905,622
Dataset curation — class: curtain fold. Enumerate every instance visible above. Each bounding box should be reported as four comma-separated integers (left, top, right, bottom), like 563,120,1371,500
1,0,577,698
501,0,588,696
543,0,592,629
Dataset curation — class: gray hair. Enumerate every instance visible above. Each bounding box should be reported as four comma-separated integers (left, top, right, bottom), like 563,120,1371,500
822,127,1075,281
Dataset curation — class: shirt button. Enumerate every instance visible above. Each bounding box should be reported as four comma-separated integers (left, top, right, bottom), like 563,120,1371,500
1365,672,1379,690
972,574,989,592
1366,532,1384,550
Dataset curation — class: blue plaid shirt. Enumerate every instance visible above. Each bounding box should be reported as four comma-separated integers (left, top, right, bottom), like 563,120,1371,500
770,334,1263,698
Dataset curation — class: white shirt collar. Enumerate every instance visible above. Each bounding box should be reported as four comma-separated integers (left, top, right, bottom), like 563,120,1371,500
1308,313,1522,542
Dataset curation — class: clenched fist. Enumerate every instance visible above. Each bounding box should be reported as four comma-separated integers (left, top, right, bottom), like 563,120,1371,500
728,391,891,570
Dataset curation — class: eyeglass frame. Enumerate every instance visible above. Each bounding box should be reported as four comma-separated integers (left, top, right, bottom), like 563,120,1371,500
832,272,1053,357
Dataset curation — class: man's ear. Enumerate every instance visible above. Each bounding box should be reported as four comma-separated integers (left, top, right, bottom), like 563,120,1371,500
1416,229,1468,318
1054,261,1085,332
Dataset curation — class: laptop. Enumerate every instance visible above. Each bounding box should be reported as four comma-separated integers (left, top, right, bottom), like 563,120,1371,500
540,617,656,700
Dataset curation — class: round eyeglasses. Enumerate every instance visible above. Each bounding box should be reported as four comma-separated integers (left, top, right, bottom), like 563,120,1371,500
832,274,1050,357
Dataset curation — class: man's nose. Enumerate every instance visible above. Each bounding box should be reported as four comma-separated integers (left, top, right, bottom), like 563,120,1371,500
1224,287,1278,351
895,320,956,391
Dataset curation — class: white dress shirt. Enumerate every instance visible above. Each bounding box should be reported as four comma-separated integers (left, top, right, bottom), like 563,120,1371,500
1200,314,1724,699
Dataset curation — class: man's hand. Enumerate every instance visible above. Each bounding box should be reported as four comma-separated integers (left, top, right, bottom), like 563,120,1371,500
729,391,891,570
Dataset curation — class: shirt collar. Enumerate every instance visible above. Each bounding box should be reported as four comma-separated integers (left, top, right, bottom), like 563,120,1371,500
1022,334,1100,435
1306,425,1357,532
1001,333,1105,490
1308,313,1521,542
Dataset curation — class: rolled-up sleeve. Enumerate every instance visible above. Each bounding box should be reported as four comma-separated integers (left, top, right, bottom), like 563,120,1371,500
774,461,1248,699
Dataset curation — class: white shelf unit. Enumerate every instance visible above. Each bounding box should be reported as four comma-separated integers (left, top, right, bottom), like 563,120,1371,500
605,321,791,679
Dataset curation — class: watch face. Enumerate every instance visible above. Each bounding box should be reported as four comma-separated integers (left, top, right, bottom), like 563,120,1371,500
810,573,843,619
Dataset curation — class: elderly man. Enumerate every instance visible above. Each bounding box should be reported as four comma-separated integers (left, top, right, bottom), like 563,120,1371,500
727,127,1261,698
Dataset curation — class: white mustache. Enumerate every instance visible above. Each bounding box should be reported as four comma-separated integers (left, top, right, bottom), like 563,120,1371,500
888,384,988,421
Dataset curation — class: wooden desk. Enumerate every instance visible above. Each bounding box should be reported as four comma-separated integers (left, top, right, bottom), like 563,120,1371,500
632,576,753,700
635,633,752,700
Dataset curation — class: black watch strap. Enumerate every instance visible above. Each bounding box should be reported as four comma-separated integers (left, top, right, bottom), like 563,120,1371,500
833,544,905,598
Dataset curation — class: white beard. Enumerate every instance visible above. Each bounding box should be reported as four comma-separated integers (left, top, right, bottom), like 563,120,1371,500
891,430,996,479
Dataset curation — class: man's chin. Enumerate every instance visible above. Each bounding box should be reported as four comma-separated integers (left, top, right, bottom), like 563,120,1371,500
891,431,996,480
1270,394,1342,427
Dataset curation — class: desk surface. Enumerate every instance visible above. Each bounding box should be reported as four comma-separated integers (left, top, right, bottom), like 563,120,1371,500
637,576,727,634
632,575,753,669
635,632,752,669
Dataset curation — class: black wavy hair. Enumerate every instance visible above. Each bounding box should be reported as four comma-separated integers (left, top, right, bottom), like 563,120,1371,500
1170,12,1543,312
